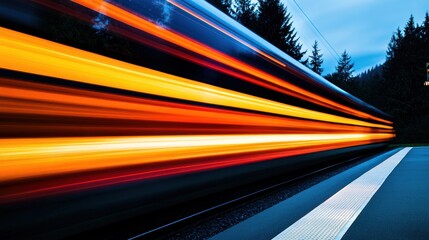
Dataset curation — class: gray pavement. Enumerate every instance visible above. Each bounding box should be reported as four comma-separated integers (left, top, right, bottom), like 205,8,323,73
210,148,403,240
343,147,429,240
210,147,429,240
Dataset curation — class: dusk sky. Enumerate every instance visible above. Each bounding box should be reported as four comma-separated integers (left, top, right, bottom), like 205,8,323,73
284,0,428,74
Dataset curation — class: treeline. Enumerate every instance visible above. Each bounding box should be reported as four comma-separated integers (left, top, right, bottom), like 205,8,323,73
342,14,429,143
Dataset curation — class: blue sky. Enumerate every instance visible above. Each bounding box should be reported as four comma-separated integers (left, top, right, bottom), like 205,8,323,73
283,0,428,74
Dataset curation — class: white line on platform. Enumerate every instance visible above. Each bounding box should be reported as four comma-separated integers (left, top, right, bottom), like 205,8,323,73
272,147,412,240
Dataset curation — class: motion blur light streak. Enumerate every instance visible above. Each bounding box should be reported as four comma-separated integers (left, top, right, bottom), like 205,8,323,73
0,79,393,138
29,0,332,113
0,27,391,129
71,0,392,125
0,134,386,202
0,1,394,237
1,133,393,183
0,21,393,199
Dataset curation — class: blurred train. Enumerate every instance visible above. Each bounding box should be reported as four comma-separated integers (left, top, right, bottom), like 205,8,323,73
0,0,394,239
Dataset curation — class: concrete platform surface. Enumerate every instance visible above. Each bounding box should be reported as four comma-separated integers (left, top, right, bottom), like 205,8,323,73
210,147,429,240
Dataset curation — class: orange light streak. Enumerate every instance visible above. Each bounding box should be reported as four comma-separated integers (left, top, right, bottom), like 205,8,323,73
29,0,329,112
0,78,393,136
0,1,395,206
70,0,391,125
0,137,387,203
0,27,392,129
0,133,393,182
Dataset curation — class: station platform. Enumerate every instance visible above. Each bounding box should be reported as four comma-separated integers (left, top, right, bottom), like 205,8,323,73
210,147,429,240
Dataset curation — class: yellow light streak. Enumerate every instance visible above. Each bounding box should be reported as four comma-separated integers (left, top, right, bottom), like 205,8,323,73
0,79,393,134
0,27,392,129
0,133,393,182
70,0,392,126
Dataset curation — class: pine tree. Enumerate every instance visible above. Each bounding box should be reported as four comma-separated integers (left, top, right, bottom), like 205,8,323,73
421,12,429,68
386,28,403,61
206,0,232,15
402,15,424,90
309,40,323,75
423,12,429,43
336,50,354,82
256,0,306,62
233,0,258,32
383,28,403,89
402,15,420,59
404,15,417,38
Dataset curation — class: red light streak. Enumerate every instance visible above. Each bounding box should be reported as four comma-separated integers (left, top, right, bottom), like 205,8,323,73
0,1,395,205
70,0,392,125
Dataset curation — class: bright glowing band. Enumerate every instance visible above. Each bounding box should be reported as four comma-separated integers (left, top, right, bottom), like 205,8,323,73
0,0,394,205
0,133,393,182
0,27,391,129
70,0,392,125
0,79,392,135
